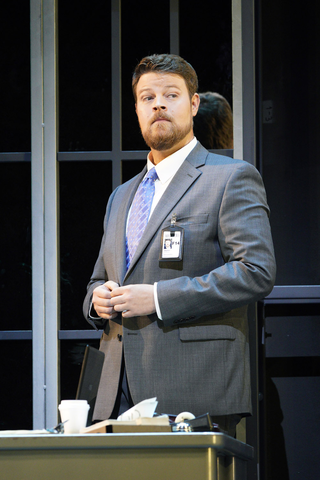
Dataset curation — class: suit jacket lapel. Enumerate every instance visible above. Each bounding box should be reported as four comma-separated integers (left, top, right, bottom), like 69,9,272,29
115,167,147,284
124,142,208,278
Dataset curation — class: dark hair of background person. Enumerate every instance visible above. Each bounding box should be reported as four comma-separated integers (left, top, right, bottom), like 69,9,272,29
132,53,198,101
193,92,233,149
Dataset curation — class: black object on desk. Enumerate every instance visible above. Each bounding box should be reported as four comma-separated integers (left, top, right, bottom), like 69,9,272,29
183,413,226,433
76,345,105,426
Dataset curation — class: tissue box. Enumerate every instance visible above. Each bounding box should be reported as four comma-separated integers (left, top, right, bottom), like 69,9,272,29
81,416,171,434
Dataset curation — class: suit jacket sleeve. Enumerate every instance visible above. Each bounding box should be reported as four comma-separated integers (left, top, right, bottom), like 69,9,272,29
82,187,119,329
157,160,276,327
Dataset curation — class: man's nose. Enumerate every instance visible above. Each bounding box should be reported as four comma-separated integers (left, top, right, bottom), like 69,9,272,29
152,97,166,110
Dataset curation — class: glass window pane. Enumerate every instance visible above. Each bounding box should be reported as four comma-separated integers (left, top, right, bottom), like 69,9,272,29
180,1,232,103
0,3,30,152
58,0,112,151
59,161,112,329
0,341,32,430
260,0,320,285
121,0,170,150
0,163,32,330
122,160,146,183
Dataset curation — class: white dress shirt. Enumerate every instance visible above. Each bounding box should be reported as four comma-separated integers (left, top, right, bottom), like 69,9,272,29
137,137,198,319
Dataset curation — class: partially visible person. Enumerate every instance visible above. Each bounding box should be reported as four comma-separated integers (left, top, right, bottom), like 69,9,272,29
193,91,233,149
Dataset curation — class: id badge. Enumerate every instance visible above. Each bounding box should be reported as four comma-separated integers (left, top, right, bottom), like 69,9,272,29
159,213,184,262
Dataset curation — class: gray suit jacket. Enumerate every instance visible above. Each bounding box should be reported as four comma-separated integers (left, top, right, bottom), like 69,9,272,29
83,142,276,420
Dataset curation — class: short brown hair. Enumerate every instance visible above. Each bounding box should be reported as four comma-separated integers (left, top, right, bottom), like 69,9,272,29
132,54,198,102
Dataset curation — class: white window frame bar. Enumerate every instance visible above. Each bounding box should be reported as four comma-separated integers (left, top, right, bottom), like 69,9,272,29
31,0,59,429
232,0,258,470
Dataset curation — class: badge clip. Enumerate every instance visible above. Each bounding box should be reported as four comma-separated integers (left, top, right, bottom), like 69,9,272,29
160,213,184,262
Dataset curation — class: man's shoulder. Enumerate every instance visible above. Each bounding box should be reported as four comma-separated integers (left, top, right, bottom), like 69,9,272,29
205,150,243,166
188,143,262,187
189,141,252,170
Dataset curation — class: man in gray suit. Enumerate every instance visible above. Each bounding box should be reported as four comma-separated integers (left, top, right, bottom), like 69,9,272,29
83,54,276,436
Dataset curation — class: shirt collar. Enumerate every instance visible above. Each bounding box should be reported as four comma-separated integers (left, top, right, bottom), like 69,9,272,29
147,137,197,184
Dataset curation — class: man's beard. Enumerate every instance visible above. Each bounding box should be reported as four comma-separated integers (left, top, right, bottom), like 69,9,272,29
140,113,193,151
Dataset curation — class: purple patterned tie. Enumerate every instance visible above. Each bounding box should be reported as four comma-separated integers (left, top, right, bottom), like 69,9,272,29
126,167,158,269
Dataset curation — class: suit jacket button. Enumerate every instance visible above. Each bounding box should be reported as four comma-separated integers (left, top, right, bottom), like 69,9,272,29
174,319,184,324
117,334,122,341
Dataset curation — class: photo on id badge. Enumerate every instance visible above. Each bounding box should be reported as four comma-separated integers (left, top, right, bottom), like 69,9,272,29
160,228,184,262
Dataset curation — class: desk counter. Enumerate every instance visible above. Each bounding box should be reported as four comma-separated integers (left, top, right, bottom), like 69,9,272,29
0,432,254,480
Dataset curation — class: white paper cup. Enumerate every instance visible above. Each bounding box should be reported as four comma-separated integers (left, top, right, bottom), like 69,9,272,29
58,400,89,434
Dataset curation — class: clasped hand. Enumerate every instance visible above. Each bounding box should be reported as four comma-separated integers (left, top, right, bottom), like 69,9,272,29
92,281,156,319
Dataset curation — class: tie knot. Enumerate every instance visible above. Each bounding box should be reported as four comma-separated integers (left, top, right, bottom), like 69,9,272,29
145,167,158,183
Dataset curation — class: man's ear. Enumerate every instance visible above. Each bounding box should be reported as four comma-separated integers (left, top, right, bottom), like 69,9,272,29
191,93,200,117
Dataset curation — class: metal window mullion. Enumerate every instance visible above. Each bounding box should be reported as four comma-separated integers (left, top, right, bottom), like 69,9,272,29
241,0,256,165
170,0,180,55
31,0,46,430
0,153,31,162
232,0,244,161
43,0,59,429
111,0,122,188
232,0,257,464
31,0,59,430
232,0,256,165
